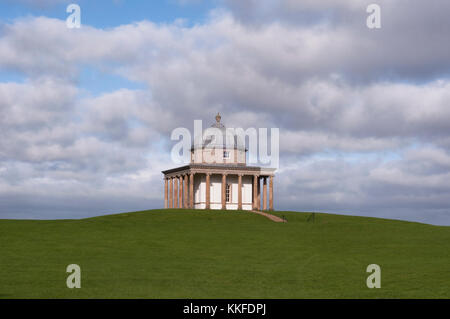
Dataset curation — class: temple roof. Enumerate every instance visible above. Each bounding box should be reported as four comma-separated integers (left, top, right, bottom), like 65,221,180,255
162,163,275,176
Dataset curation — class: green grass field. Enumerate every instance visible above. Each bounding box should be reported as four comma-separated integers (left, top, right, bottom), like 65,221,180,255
0,209,449,298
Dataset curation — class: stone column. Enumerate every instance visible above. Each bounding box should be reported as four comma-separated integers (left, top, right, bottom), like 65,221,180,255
184,174,188,209
169,177,173,208
257,176,261,210
164,177,168,209
174,176,179,208
238,174,242,210
269,175,274,211
190,173,194,209
253,175,258,209
205,173,211,209
179,176,183,208
263,177,267,210
221,174,227,210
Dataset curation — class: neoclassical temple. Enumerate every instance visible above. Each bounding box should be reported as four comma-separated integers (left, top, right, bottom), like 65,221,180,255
162,114,276,210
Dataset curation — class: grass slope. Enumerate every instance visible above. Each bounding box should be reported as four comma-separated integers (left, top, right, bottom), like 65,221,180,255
0,209,449,298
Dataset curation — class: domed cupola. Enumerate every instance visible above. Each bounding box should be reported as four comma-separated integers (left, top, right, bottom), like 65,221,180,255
191,113,247,165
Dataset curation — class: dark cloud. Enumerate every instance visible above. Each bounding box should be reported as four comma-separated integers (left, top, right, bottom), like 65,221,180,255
221,0,450,82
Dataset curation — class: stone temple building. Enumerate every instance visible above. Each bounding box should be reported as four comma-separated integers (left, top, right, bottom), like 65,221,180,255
162,113,276,211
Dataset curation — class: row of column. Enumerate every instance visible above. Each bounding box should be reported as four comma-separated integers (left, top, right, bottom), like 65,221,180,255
253,175,274,211
164,173,274,211
164,174,194,209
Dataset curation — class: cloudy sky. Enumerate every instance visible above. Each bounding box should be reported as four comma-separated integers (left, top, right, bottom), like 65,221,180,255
0,0,449,225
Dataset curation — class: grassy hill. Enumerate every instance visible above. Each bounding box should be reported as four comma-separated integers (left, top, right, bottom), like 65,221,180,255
0,209,448,298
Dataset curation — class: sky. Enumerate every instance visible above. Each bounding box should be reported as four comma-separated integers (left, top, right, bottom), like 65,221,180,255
0,0,450,225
